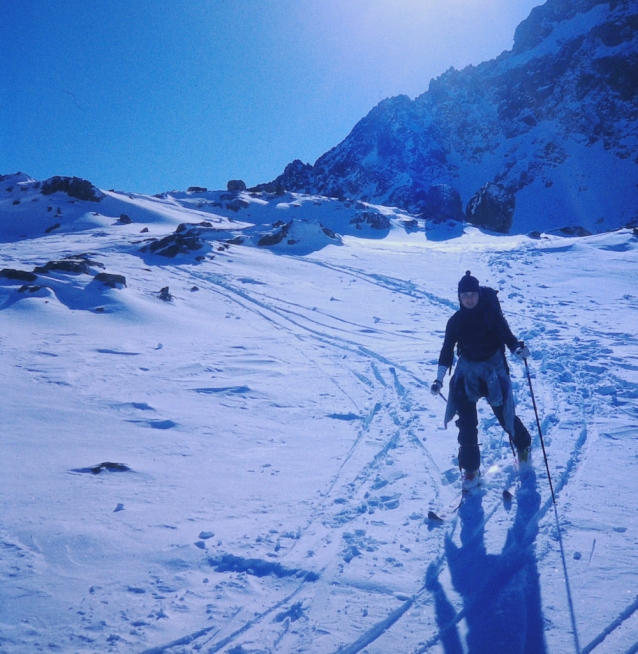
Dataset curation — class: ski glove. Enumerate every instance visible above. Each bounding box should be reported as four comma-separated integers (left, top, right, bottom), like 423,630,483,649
514,342,531,360
431,364,447,395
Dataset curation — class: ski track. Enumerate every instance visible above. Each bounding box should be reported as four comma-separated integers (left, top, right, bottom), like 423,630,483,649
114,255,459,653
2,231,637,653
208,267,447,567
140,248,595,654
316,243,626,654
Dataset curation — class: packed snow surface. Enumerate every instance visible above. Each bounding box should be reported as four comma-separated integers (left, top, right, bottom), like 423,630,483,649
1,180,638,653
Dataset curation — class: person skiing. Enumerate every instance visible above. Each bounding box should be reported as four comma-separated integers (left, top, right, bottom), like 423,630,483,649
431,271,532,491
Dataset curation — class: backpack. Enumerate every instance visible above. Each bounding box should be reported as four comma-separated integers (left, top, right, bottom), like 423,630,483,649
480,286,504,323
480,286,512,369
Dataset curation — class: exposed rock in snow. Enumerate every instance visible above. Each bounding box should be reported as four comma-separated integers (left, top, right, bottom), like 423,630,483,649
255,218,343,254
466,183,516,233
0,268,38,283
40,176,103,202
140,226,208,258
420,184,464,223
255,160,314,195
226,179,247,192
93,272,127,288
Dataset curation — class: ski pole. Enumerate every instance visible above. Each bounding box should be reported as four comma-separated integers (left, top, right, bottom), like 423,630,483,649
524,357,556,504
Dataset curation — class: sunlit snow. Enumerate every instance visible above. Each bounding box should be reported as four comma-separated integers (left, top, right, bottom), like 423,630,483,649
1,176,637,653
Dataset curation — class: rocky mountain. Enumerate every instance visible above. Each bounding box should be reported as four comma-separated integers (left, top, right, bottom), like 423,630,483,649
258,0,638,234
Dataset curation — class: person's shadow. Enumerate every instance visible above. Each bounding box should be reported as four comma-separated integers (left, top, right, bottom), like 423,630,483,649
426,469,547,653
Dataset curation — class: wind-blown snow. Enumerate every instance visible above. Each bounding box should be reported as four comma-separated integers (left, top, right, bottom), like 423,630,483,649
1,178,637,653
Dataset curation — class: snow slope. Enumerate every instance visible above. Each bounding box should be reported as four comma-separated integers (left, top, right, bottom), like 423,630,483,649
1,179,638,653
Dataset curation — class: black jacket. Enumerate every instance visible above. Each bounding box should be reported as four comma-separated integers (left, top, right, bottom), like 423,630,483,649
438,290,519,369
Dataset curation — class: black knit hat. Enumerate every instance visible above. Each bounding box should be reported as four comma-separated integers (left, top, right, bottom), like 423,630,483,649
458,270,480,294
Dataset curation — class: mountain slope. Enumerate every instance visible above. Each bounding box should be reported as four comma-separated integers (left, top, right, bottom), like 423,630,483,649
262,0,638,235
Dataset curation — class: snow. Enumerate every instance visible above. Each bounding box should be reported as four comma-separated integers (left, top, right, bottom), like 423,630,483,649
504,3,610,70
1,178,638,653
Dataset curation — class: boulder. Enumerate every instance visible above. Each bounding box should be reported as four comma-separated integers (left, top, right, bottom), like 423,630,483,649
0,268,38,282
419,184,464,222
466,183,516,234
227,179,246,192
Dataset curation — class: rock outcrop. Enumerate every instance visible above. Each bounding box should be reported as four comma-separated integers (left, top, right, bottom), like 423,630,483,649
40,176,103,202
259,0,638,233
466,183,516,233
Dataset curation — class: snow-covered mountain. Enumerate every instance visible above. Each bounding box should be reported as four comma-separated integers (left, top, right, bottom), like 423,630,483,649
260,0,638,235
2,171,638,653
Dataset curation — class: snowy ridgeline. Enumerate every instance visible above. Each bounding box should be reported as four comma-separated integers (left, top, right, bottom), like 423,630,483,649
1,175,638,653
264,0,638,237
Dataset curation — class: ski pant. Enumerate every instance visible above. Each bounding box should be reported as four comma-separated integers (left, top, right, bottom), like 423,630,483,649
454,377,531,472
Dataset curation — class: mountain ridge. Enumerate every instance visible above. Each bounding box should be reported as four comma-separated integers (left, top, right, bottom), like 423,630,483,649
258,0,638,234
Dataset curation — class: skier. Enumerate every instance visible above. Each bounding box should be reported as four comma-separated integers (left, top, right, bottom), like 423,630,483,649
431,271,532,491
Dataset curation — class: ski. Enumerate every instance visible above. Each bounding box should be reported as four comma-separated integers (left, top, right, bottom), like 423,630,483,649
427,484,483,523
429,457,524,522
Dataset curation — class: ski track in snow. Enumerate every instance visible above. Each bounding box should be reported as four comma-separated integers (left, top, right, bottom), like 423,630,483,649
1,212,637,654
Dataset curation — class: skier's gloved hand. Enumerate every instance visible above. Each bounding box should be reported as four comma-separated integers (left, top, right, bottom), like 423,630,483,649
514,342,530,360
431,380,443,396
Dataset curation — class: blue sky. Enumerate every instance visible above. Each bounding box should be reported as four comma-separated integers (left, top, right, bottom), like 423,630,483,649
2,0,541,195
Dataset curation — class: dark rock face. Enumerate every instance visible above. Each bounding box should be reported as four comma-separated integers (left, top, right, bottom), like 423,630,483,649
0,268,38,282
349,211,391,231
34,260,92,275
40,176,102,202
260,0,638,233
512,0,609,55
254,161,314,194
140,222,216,258
258,221,291,247
143,232,204,257
419,184,464,222
466,183,516,233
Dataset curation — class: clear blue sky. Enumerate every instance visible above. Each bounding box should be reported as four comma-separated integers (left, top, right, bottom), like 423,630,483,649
1,0,541,195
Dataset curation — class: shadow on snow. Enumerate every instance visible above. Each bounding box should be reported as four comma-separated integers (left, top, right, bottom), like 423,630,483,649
426,469,547,654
